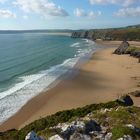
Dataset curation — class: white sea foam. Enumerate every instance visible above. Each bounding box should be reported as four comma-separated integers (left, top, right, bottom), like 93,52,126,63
0,74,45,100
0,58,77,123
0,39,100,124
70,42,80,47
82,39,89,42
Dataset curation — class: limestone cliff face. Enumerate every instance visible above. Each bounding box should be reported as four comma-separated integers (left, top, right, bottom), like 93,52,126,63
71,30,97,40
71,27,140,41
71,32,81,38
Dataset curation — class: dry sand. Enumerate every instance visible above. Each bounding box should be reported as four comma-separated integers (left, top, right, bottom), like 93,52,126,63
0,41,140,132
44,32,71,36
96,40,140,48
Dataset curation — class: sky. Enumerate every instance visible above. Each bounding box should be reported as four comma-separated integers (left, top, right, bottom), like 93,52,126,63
0,0,140,30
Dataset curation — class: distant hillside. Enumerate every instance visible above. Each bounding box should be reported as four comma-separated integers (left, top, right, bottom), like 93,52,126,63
0,29,73,34
126,24,140,29
1,24,140,41
71,24,140,41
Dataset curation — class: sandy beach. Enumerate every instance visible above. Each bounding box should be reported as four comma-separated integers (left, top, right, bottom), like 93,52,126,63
43,32,72,36
0,41,140,132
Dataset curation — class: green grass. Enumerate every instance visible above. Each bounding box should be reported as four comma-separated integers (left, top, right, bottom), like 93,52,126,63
1,100,140,140
125,46,140,54
37,128,61,139
91,107,140,139
0,101,121,140
111,125,135,140
0,129,18,140
92,106,140,128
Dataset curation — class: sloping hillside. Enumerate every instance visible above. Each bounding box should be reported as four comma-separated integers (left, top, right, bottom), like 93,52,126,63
71,25,140,41
0,96,140,140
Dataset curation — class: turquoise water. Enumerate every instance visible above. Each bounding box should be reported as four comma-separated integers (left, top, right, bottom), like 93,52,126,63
0,33,99,123
0,34,77,92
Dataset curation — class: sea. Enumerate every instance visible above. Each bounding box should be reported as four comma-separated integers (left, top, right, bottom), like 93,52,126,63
0,33,101,124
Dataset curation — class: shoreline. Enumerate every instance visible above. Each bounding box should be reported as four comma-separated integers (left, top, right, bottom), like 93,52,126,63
38,32,72,36
0,39,98,126
0,40,99,129
0,41,140,132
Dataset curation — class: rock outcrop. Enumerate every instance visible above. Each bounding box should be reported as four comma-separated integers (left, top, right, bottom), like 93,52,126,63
114,41,140,63
48,119,111,140
130,50,140,63
23,100,140,140
126,124,140,136
117,95,133,106
3,98,140,140
25,115,140,140
69,132,91,140
130,51,140,58
117,135,133,140
114,41,129,54
49,135,63,140
85,120,101,134
130,90,140,97
25,131,43,140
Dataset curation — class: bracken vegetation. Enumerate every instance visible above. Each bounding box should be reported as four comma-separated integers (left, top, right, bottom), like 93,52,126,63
1,99,140,140
0,101,121,140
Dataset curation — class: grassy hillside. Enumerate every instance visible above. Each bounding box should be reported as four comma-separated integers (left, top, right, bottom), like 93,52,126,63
0,101,122,140
71,25,140,41
0,97,140,140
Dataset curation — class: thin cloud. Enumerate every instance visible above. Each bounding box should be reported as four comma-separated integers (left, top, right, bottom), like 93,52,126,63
89,0,135,7
74,8,101,18
13,0,69,17
23,15,28,19
0,0,6,3
0,9,16,18
115,6,140,17
74,8,87,17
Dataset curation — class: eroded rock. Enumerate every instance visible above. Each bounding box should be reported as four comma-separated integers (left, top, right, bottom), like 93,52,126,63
130,90,140,97
114,41,129,55
85,120,101,134
69,132,91,140
117,95,133,106
105,132,112,140
49,135,64,140
25,131,43,140
117,135,133,140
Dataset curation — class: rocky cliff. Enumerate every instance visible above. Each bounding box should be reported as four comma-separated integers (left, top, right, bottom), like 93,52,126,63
71,26,140,41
